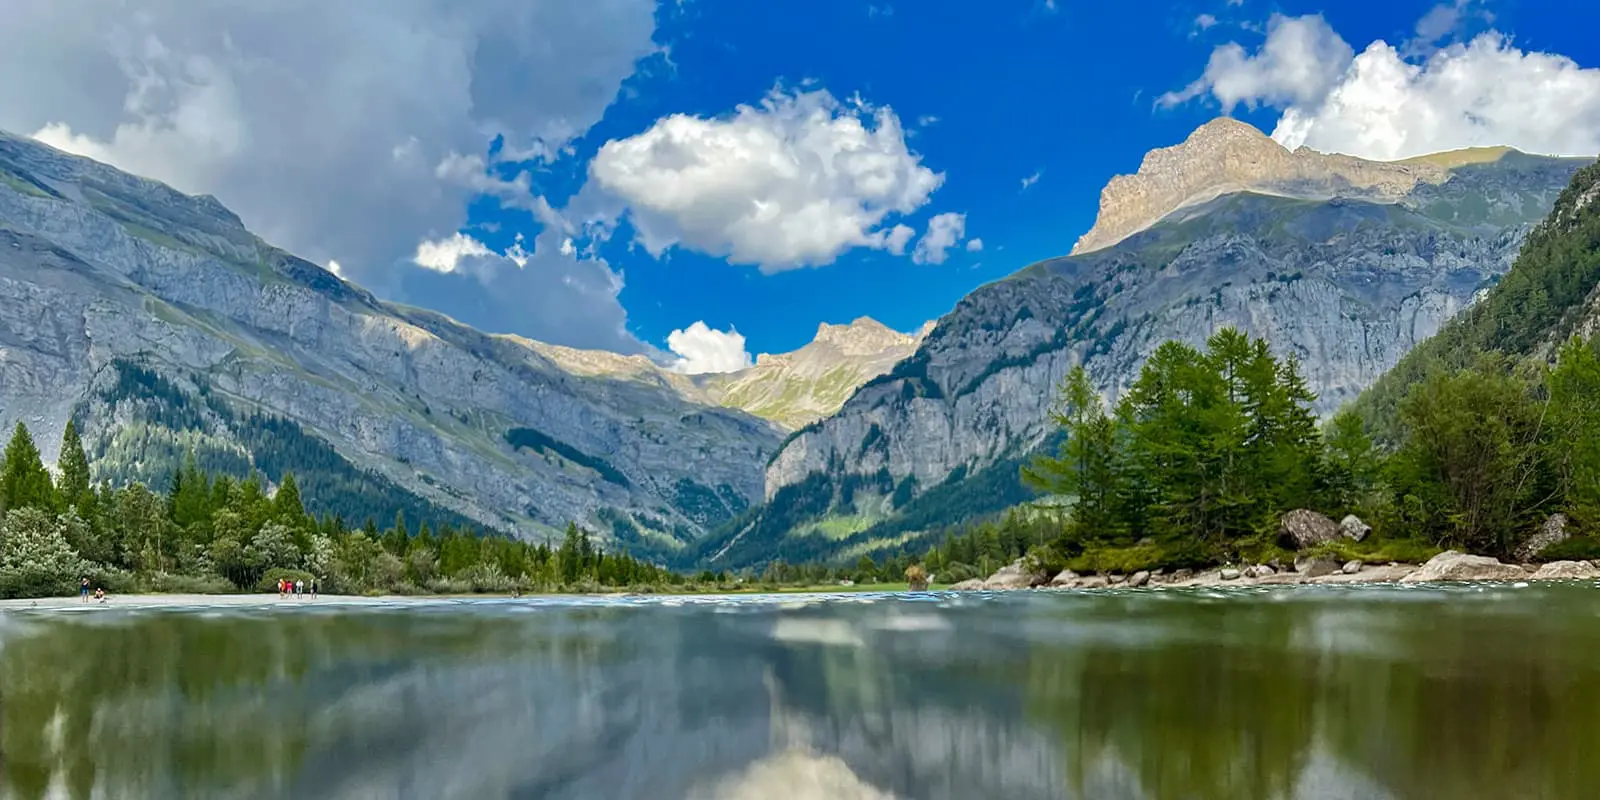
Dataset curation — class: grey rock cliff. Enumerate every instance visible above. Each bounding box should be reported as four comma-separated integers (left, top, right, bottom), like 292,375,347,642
0,129,780,543
764,129,1588,515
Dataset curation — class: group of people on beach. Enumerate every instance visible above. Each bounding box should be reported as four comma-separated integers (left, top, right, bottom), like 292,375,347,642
78,577,105,603
278,577,318,599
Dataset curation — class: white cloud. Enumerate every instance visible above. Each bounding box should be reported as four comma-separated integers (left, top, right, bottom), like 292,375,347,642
912,212,966,265
965,238,984,252
413,232,494,274
1159,14,1354,111
666,321,754,374
0,0,659,352
1163,12,1600,161
1194,13,1219,34
1020,170,1042,190
917,114,940,127
589,87,944,273
885,224,916,256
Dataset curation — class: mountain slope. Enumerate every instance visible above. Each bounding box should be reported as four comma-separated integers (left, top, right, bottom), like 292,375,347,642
0,130,781,547
698,318,933,430
1352,160,1600,442
716,122,1589,568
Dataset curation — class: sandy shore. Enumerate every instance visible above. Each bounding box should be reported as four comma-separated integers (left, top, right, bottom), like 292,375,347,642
0,593,471,611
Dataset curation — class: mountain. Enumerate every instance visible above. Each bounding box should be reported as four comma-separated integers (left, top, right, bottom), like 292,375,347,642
1352,159,1600,442
0,129,789,550
696,318,933,430
700,119,1591,569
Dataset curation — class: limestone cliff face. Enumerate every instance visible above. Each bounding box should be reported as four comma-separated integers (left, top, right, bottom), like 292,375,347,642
1072,117,1477,255
0,130,779,543
697,318,933,430
766,135,1589,507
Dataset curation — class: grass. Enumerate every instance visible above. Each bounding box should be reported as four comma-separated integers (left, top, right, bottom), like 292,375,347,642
793,513,879,541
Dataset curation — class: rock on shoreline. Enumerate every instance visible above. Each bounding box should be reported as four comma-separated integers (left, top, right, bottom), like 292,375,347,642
957,549,1600,592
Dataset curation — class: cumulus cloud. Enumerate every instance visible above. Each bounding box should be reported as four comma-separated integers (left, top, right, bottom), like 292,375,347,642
966,238,984,252
0,0,658,351
884,224,916,256
912,212,966,265
1159,14,1354,111
665,322,754,374
589,87,945,272
1163,12,1600,160
399,228,640,354
413,233,494,274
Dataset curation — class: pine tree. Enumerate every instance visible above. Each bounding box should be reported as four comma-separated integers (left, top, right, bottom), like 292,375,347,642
1,421,56,513
274,470,305,525
56,419,93,515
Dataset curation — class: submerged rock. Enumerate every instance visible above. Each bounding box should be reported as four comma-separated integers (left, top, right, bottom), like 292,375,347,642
1400,551,1527,583
1529,560,1600,581
1339,515,1372,542
1515,513,1571,562
1280,509,1341,550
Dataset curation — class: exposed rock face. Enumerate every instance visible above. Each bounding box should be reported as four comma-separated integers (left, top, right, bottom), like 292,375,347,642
697,318,932,430
1340,515,1372,542
1280,510,1342,550
1071,118,1466,255
1400,551,1527,583
1514,513,1571,562
0,129,780,543
1529,560,1600,581
762,130,1585,526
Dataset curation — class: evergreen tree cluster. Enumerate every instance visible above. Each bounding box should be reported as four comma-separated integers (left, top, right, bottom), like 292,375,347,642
0,420,677,598
995,327,1600,571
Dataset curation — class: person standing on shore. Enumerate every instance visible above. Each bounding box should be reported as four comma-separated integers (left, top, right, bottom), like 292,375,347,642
80,576,90,604
295,578,304,598
310,578,318,599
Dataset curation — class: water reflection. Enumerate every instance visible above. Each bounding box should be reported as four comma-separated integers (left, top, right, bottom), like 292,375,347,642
2,584,1599,799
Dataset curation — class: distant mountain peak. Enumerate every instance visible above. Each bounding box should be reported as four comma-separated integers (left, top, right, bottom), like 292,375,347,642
1072,117,1469,256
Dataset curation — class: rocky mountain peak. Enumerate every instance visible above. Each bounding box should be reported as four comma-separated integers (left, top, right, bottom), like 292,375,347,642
1071,117,1458,256
812,316,913,355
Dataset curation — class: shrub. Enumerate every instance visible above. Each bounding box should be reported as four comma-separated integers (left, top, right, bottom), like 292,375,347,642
1065,544,1166,575
1537,537,1600,562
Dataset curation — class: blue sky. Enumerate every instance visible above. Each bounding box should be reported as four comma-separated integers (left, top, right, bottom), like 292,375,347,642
4,0,1599,371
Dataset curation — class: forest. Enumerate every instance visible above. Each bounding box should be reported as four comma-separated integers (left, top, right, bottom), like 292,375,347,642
0,419,681,598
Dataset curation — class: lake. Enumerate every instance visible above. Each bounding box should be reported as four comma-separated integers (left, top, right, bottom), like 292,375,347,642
3,582,1599,799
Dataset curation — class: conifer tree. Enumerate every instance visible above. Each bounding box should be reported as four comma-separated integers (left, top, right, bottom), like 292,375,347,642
56,419,93,515
1,421,55,513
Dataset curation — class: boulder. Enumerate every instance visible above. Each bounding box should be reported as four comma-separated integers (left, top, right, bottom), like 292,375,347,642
1108,573,1126,585
1529,560,1600,581
1514,513,1571,562
982,560,1038,590
1078,575,1110,589
1399,551,1527,583
1339,515,1372,542
1245,565,1277,579
1341,560,1363,575
1280,509,1341,550
1170,568,1194,582
949,579,986,591
1127,570,1151,588
1293,555,1342,578
1049,569,1079,587
1220,567,1242,581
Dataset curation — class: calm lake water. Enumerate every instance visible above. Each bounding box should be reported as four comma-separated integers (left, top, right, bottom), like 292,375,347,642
3,583,1600,799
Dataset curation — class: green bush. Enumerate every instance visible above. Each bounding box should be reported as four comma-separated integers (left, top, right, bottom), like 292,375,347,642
139,573,237,594
1306,536,1442,565
1066,544,1166,575
1537,537,1600,562
936,562,980,583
